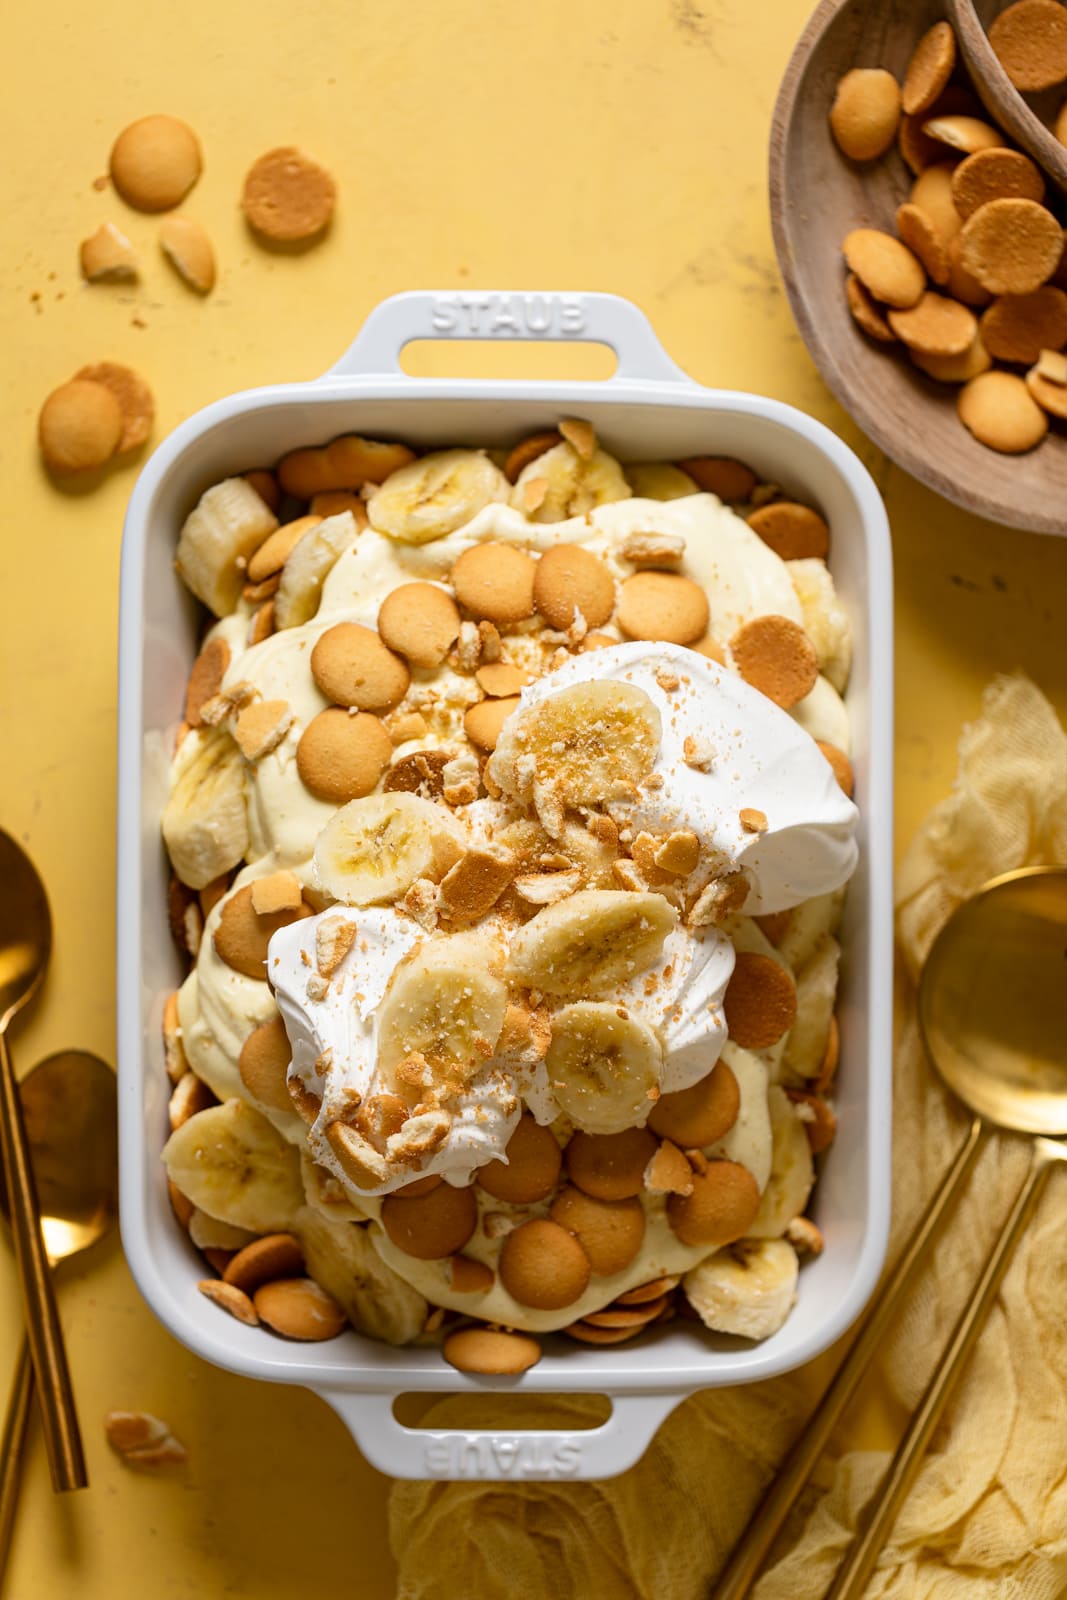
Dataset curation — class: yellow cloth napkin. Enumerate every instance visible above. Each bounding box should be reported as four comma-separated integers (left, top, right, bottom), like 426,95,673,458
389,674,1067,1600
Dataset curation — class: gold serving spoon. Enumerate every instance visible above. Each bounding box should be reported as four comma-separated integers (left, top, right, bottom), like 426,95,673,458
714,864,1067,1599
0,832,86,1491
0,1050,117,1576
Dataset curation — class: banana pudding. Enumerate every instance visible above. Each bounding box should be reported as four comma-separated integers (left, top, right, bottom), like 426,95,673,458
160,424,858,1371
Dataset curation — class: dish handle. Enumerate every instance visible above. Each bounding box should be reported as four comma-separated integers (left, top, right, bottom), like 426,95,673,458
317,1387,686,1481
325,290,692,386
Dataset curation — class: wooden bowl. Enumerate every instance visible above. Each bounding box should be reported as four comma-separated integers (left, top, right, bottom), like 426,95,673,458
771,0,1067,535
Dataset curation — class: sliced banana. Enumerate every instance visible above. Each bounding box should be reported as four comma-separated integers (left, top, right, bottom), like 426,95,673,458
683,1239,799,1340
313,792,465,906
493,817,618,891
510,440,631,522
710,1042,773,1191
367,450,508,544
788,558,852,694
790,675,851,754
489,680,661,819
162,726,249,891
508,889,677,995
783,934,840,1082
161,1098,304,1233
187,1209,257,1251
776,888,845,970
175,477,279,618
555,819,619,889
376,933,508,1095
624,462,699,500
275,511,360,630
293,1206,427,1345
543,1001,662,1134
747,1086,814,1238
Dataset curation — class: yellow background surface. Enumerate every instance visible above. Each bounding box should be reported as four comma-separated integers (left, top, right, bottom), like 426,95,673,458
1,1,1066,1595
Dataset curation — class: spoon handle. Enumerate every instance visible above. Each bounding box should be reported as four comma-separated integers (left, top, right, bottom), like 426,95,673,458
0,1342,32,1575
944,0,1067,195
711,1115,987,1600
825,1139,1060,1600
0,1033,85,1491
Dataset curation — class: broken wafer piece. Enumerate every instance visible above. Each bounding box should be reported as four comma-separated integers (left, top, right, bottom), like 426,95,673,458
315,914,357,977
233,698,292,761
1034,348,1067,384
80,222,138,282
105,1411,187,1467
558,417,596,459
644,1138,695,1196
160,215,216,293
620,529,687,567
250,870,302,916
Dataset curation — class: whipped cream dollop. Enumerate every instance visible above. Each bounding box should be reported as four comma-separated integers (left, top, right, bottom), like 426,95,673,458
270,905,524,1196
496,641,858,916
270,896,736,1196
523,920,736,1125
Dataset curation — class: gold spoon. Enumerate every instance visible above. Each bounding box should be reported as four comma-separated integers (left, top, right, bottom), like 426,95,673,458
0,1051,117,1576
714,864,1067,1599
0,832,86,1491
824,864,1067,1597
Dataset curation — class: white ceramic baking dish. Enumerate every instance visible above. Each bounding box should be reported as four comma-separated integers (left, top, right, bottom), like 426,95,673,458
117,290,894,1482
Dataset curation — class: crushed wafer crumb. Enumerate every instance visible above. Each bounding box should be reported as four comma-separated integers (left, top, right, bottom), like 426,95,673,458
105,1412,187,1468
683,733,715,770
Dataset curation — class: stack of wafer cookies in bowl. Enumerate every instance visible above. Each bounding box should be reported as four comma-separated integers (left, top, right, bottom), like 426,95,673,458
772,0,1067,531
832,11,1067,455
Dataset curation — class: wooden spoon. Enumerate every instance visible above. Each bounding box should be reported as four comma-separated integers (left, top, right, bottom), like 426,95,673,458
946,0,1067,194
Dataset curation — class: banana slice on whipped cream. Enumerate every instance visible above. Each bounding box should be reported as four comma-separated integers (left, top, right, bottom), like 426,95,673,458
490,641,858,915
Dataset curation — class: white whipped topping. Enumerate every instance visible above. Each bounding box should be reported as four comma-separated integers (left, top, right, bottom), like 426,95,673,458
269,906,523,1196
502,641,858,916
522,919,735,1126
